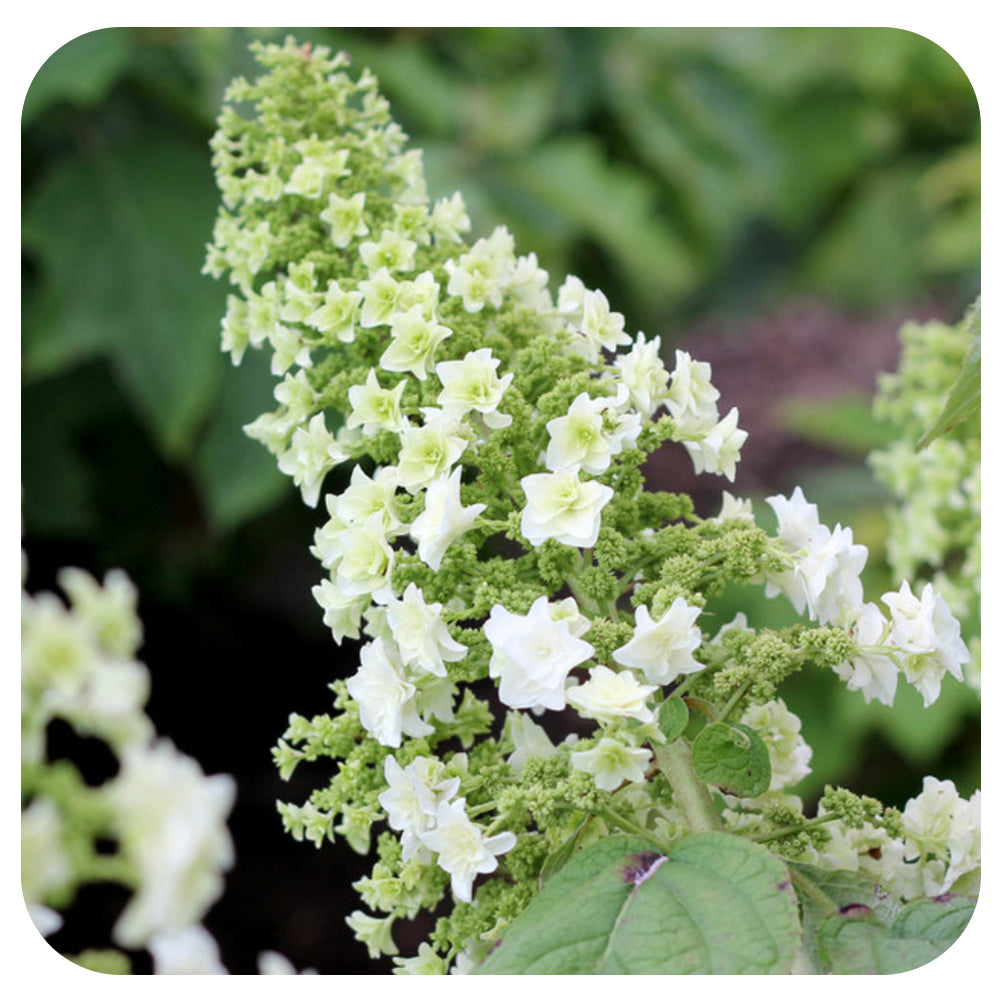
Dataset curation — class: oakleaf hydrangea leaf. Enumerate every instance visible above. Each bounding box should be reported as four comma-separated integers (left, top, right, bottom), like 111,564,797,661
475,833,799,974
816,893,975,976
916,297,981,450
658,696,689,743
690,721,771,797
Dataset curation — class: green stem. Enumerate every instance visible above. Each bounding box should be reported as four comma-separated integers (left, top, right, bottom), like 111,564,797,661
598,807,672,854
790,868,839,916
752,811,843,845
654,740,723,833
468,800,497,818
717,678,753,723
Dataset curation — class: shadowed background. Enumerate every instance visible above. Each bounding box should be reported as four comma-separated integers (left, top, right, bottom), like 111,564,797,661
21,26,980,974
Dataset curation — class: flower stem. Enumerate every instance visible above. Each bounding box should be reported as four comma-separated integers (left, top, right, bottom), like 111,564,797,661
789,868,839,916
717,678,752,723
751,810,843,845
654,740,723,833
597,807,672,854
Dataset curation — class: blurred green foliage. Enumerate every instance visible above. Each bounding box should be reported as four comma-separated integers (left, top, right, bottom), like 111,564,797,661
22,28,979,810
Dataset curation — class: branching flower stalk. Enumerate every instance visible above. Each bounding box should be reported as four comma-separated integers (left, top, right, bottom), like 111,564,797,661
204,38,981,973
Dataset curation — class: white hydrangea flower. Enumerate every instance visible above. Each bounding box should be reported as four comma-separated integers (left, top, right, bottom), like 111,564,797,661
764,489,869,626
258,951,318,975
711,491,754,523
57,567,142,659
279,261,321,323
243,409,294,457
220,294,250,365
385,582,468,676
21,797,73,937
767,485,820,551
320,191,369,248
484,597,594,711
346,369,409,437
378,753,461,863
613,599,704,686
883,582,970,706
681,406,748,482
284,143,349,199
666,349,720,424
380,305,452,380
393,203,431,246
409,467,486,570
741,698,812,791
833,603,898,706
149,925,228,974
506,712,559,771
108,740,236,948
577,288,630,360
21,591,100,704
812,817,908,896
570,738,652,792
613,332,669,416
267,323,312,376
394,943,449,976
346,638,431,748
357,267,402,328
397,409,469,493
396,270,441,317
544,393,631,475
311,578,367,644
329,465,403,536
345,911,399,959
520,468,614,549
305,280,362,342
360,229,418,274
555,274,588,325
507,252,553,310
419,798,517,903
567,665,657,725
315,511,395,602
902,777,981,895
429,192,470,244
444,226,516,312
548,596,592,638
277,413,348,508
436,348,513,428
273,370,317,424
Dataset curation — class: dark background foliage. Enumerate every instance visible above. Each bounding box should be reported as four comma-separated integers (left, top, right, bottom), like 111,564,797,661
21,27,980,974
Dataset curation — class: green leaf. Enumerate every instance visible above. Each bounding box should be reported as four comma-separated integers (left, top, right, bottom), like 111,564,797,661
23,126,226,460
916,298,981,450
791,862,901,967
658,696,689,742
537,818,591,887
691,721,771,797
194,349,289,530
818,913,941,974
499,136,698,310
475,832,799,974
779,392,897,455
891,895,977,950
815,894,976,976
22,29,131,126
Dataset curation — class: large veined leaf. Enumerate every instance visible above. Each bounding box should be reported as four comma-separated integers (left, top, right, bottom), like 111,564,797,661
791,863,976,974
916,297,981,450
475,833,799,974
22,29,131,126
194,349,289,530
817,895,976,975
22,126,226,461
